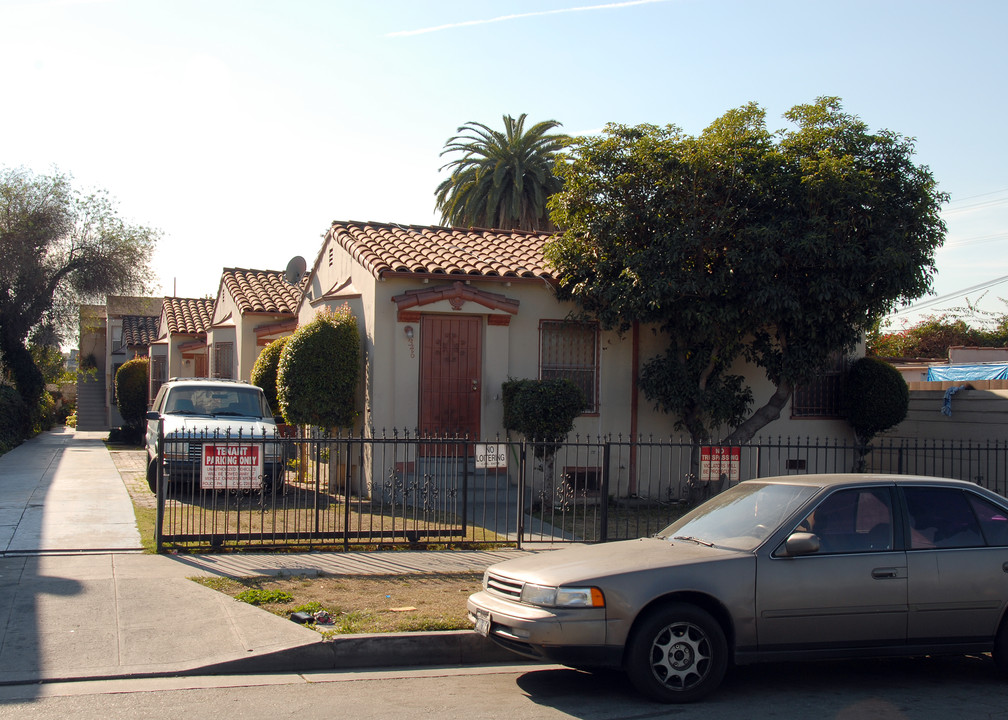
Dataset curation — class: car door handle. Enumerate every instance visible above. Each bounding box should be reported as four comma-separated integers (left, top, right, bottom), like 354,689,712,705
872,567,903,579
1003,562,1008,574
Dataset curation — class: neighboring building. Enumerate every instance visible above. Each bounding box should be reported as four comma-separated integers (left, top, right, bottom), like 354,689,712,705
76,296,161,430
206,268,302,383
148,297,215,400
297,220,856,444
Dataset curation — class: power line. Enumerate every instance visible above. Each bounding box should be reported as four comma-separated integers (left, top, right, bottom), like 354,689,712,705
889,274,1008,316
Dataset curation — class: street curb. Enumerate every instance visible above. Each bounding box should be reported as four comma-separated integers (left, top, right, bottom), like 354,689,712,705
196,630,529,675
0,632,531,687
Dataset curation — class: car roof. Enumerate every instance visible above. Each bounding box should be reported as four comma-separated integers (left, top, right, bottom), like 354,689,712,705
750,473,983,491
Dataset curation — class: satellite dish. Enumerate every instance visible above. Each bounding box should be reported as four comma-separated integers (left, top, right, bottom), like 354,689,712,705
284,256,307,285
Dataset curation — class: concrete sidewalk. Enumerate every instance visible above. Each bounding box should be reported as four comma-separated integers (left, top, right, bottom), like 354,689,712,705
0,429,535,686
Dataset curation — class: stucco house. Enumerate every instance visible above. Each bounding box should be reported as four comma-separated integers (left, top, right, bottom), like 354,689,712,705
296,220,856,444
205,268,303,382
76,295,162,430
147,297,215,399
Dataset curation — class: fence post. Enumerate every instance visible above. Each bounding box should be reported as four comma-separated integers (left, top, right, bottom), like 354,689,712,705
600,441,611,543
462,439,470,538
516,440,526,549
155,416,164,553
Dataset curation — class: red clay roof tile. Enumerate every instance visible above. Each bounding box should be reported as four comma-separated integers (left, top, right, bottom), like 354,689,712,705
221,268,303,315
162,297,215,335
327,221,555,280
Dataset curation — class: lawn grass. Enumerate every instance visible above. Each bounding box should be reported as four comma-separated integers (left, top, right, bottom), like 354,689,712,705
192,572,484,635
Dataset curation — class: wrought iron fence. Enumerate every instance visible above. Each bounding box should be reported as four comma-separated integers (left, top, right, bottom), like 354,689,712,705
151,428,1008,552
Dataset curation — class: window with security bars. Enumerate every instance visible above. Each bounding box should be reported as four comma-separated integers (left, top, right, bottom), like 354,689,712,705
792,354,846,418
213,342,234,379
539,320,599,414
150,355,167,403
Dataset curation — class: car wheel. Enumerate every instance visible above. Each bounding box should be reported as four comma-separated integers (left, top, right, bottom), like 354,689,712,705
625,602,728,703
146,457,158,494
994,617,1008,676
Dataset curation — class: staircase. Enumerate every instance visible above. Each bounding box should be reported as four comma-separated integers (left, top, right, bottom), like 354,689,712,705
75,373,108,431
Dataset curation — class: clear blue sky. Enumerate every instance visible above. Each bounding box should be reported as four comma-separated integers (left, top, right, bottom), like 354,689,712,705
3,0,1006,328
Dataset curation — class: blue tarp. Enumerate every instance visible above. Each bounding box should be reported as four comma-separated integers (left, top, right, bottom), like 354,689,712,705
927,363,1008,381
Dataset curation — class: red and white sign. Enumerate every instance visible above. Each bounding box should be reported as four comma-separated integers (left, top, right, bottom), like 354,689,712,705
700,446,741,484
201,444,263,490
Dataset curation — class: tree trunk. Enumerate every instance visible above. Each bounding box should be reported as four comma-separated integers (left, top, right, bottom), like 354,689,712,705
724,381,793,446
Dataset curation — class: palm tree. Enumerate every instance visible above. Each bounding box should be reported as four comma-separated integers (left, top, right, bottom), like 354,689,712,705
435,114,569,231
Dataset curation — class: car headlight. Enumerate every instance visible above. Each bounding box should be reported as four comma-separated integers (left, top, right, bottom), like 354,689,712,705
520,583,605,608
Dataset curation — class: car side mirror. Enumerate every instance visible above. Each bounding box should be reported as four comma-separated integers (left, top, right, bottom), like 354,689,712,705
781,532,820,557
146,411,161,421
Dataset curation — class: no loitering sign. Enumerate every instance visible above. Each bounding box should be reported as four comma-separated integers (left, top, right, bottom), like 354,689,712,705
474,443,507,469
201,443,263,490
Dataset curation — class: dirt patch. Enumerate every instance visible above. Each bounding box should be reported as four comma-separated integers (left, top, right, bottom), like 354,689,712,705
193,572,484,635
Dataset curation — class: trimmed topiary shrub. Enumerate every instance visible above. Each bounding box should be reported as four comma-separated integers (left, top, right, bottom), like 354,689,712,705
842,356,909,446
277,305,360,429
502,378,585,458
115,357,150,443
251,336,288,413
0,384,30,455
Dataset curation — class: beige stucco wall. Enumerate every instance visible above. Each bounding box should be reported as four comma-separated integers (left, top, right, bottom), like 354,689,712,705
299,230,856,443
882,387,1008,442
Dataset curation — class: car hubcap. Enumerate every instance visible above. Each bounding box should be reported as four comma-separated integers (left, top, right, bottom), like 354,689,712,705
650,621,711,690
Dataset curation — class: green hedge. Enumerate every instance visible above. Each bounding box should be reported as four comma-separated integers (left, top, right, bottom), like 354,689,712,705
843,356,909,444
115,357,150,441
251,336,288,413
277,305,360,429
502,378,585,457
0,385,30,455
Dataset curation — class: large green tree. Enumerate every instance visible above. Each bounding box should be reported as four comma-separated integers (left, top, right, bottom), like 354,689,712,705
0,168,158,407
546,98,947,445
435,114,569,231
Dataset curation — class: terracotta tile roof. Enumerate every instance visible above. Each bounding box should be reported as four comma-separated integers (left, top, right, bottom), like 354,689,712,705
120,315,159,348
328,221,555,280
221,268,303,315
163,297,215,335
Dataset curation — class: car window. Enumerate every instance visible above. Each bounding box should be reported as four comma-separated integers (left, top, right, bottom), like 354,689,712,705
904,487,984,550
968,494,1008,547
794,487,894,554
658,482,818,551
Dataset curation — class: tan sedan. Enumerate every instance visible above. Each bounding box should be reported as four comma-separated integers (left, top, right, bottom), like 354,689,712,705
467,474,1008,702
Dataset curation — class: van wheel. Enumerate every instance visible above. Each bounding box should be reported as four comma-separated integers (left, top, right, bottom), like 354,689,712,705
625,603,727,703
147,458,158,494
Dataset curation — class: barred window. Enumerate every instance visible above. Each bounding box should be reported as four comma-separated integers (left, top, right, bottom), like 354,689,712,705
213,342,234,379
150,355,167,402
792,354,846,418
539,320,599,413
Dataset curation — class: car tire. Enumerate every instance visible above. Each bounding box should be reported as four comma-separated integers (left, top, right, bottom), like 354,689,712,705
625,602,728,703
994,617,1008,676
147,457,158,494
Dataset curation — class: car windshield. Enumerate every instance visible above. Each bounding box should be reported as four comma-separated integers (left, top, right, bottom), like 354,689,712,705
165,387,271,418
657,482,819,551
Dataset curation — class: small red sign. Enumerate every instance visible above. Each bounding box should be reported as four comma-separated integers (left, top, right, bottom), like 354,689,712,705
700,446,741,484
201,444,263,490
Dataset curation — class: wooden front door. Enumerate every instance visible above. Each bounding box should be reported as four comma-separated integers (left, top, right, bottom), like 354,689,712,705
419,316,481,440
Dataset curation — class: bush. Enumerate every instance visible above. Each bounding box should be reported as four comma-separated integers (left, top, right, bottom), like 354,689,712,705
32,391,56,434
277,305,360,429
842,357,909,445
251,336,288,413
115,357,150,442
0,384,30,455
502,378,585,457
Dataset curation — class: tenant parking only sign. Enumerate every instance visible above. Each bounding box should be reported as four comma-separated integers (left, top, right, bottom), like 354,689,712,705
201,443,263,490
